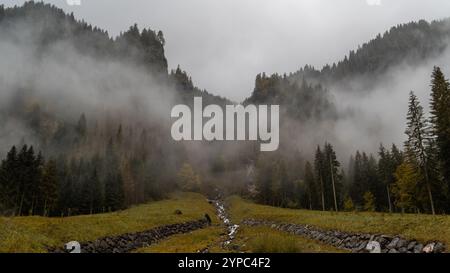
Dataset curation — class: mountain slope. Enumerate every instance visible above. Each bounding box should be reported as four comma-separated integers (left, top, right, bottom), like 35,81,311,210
245,18,450,122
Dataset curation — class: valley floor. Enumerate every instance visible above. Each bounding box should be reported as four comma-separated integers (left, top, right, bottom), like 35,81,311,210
1,192,448,253
0,192,216,253
228,196,450,251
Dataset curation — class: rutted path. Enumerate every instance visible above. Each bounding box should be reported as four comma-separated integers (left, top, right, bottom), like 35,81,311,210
49,218,211,253
242,219,446,253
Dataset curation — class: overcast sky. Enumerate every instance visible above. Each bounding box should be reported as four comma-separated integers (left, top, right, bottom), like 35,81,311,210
3,0,450,101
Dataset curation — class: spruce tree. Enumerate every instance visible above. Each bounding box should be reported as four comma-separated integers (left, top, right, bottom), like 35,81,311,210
349,151,365,208
0,146,19,213
378,144,393,212
314,146,326,211
104,138,125,211
304,161,318,210
429,66,450,211
404,91,436,214
324,143,340,212
39,160,58,216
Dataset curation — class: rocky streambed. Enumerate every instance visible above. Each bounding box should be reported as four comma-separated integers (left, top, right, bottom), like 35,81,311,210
242,219,446,253
211,199,239,247
50,218,210,253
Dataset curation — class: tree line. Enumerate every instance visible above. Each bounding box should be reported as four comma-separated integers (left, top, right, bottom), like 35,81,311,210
0,141,127,216
254,66,450,215
0,111,183,216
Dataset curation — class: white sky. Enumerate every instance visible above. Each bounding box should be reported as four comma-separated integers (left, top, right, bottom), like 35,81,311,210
3,0,450,101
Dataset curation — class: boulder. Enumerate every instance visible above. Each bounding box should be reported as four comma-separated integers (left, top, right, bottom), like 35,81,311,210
422,243,435,253
434,242,445,253
413,243,423,253
398,247,407,253
386,237,399,249
406,241,416,250
396,239,407,248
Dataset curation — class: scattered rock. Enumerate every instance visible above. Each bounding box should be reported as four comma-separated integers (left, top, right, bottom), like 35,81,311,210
386,238,400,249
414,243,423,253
396,239,407,249
434,242,445,253
407,241,416,250
366,241,381,253
423,243,435,253
398,247,407,253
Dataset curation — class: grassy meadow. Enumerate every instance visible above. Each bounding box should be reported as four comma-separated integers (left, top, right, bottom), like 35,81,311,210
0,192,216,253
228,196,450,249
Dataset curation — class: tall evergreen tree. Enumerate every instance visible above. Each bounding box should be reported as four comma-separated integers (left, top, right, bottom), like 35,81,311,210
76,113,87,138
278,159,294,207
314,146,326,211
429,66,450,210
39,160,58,216
255,156,274,205
324,143,340,211
0,146,19,213
404,91,436,214
349,151,365,208
104,139,125,211
304,161,318,210
377,144,403,212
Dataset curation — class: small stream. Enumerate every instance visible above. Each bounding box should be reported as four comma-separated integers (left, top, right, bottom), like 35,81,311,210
211,199,239,246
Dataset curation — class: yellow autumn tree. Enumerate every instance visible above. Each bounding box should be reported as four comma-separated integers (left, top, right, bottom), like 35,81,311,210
392,162,420,213
177,163,201,192
363,191,376,212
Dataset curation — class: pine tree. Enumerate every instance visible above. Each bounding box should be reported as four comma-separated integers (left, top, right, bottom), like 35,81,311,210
377,144,403,212
104,138,125,211
0,146,19,213
304,161,318,210
16,145,43,216
404,91,436,214
349,151,365,208
378,144,393,212
39,160,58,216
255,156,273,205
429,66,450,211
278,159,293,207
76,113,87,138
324,143,340,212
314,146,326,211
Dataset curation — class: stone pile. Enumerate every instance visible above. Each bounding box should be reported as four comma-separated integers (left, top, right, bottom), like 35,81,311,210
50,218,210,253
242,219,445,253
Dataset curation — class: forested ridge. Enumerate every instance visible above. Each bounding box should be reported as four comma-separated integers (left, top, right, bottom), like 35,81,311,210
290,19,450,85
1,2,450,217
0,2,229,216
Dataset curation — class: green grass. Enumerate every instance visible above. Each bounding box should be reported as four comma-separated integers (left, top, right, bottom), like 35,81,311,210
229,196,450,249
235,226,346,253
0,192,217,253
134,226,226,253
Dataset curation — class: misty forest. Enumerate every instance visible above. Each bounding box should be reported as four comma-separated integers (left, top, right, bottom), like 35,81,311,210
2,1,450,220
